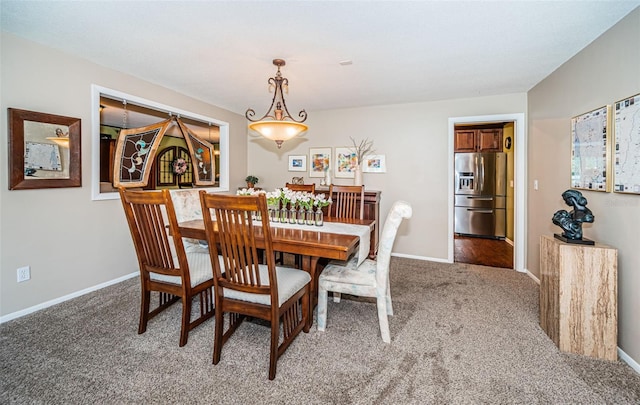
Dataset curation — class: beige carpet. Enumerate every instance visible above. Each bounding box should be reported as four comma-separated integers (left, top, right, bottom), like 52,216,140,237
1,258,639,404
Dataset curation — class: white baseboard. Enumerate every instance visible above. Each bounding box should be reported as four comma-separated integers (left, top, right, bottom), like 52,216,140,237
619,347,640,375
0,272,138,324
525,269,540,284
391,252,451,263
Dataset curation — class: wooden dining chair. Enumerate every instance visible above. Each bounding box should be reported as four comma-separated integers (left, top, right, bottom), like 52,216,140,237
328,184,364,220
285,182,316,193
118,188,214,347
199,192,311,380
317,201,412,343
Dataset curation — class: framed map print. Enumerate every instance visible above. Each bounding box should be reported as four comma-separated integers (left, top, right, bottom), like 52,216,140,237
570,105,611,192
613,93,640,194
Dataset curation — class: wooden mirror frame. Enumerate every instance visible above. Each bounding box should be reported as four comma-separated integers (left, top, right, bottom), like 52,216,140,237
8,108,82,190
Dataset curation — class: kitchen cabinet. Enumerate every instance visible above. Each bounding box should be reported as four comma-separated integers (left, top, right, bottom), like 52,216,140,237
454,128,503,152
539,235,617,361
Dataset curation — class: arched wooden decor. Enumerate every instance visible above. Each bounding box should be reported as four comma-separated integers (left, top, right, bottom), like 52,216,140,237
112,116,216,188
113,119,171,188
177,118,216,186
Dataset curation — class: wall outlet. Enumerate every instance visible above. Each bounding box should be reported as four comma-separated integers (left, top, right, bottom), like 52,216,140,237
17,266,30,283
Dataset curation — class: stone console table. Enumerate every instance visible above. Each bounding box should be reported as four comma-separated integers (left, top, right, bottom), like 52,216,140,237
539,235,618,361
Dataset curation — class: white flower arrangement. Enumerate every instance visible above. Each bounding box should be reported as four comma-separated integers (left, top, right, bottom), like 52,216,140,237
236,188,254,196
237,188,266,196
313,193,332,208
297,192,314,210
280,187,293,208
263,188,331,210
266,188,283,206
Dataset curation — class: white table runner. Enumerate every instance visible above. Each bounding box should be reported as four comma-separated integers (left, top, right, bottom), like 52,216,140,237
269,220,370,266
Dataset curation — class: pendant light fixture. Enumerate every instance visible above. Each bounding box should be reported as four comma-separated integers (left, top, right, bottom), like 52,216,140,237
245,59,308,148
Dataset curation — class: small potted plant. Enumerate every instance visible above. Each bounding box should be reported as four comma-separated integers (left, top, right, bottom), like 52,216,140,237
245,175,259,188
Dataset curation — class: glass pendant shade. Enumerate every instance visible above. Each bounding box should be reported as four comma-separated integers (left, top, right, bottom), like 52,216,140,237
248,120,308,148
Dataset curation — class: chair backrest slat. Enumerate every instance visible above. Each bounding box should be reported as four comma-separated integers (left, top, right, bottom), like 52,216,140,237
200,192,276,298
134,203,173,269
119,188,187,281
328,185,364,220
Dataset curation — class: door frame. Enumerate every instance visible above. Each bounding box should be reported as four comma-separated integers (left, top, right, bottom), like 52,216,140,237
448,113,526,272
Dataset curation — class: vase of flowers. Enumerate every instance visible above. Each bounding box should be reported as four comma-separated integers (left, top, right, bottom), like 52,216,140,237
296,192,313,225
266,189,281,222
279,190,291,223
313,193,332,226
296,192,310,225
288,202,297,224
297,205,306,225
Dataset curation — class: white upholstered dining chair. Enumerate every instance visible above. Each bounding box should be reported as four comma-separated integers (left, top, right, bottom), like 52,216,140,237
316,200,412,343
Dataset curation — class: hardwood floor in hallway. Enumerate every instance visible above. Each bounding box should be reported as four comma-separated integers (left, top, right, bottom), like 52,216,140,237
454,235,513,269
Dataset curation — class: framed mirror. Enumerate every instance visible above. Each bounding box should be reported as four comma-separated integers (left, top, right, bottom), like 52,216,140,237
8,108,81,190
91,85,229,200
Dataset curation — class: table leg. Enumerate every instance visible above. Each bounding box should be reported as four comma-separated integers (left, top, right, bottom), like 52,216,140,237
301,255,320,328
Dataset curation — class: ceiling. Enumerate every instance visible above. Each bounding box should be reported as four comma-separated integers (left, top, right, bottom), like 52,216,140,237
2,1,639,117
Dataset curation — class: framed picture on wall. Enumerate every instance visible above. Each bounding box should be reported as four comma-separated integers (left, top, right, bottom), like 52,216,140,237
334,147,356,178
613,93,640,194
288,155,307,172
570,105,611,192
362,154,386,173
309,147,331,177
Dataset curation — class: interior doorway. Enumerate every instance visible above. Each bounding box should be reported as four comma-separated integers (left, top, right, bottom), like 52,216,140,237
448,113,526,272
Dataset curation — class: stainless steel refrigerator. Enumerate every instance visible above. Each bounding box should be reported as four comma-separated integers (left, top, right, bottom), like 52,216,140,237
454,152,507,239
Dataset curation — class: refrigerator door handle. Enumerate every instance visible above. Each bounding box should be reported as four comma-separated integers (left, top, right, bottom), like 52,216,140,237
479,156,485,193
474,155,479,192
466,208,494,213
466,196,493,200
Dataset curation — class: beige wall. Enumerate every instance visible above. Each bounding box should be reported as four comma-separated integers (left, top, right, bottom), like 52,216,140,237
247,93,527,260
0,33,247,316
528,8,640,362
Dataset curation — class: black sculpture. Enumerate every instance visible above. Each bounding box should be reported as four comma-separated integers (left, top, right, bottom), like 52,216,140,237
552,189,595,245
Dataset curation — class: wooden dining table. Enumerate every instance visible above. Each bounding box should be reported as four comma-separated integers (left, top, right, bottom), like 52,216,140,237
178,217,375,326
